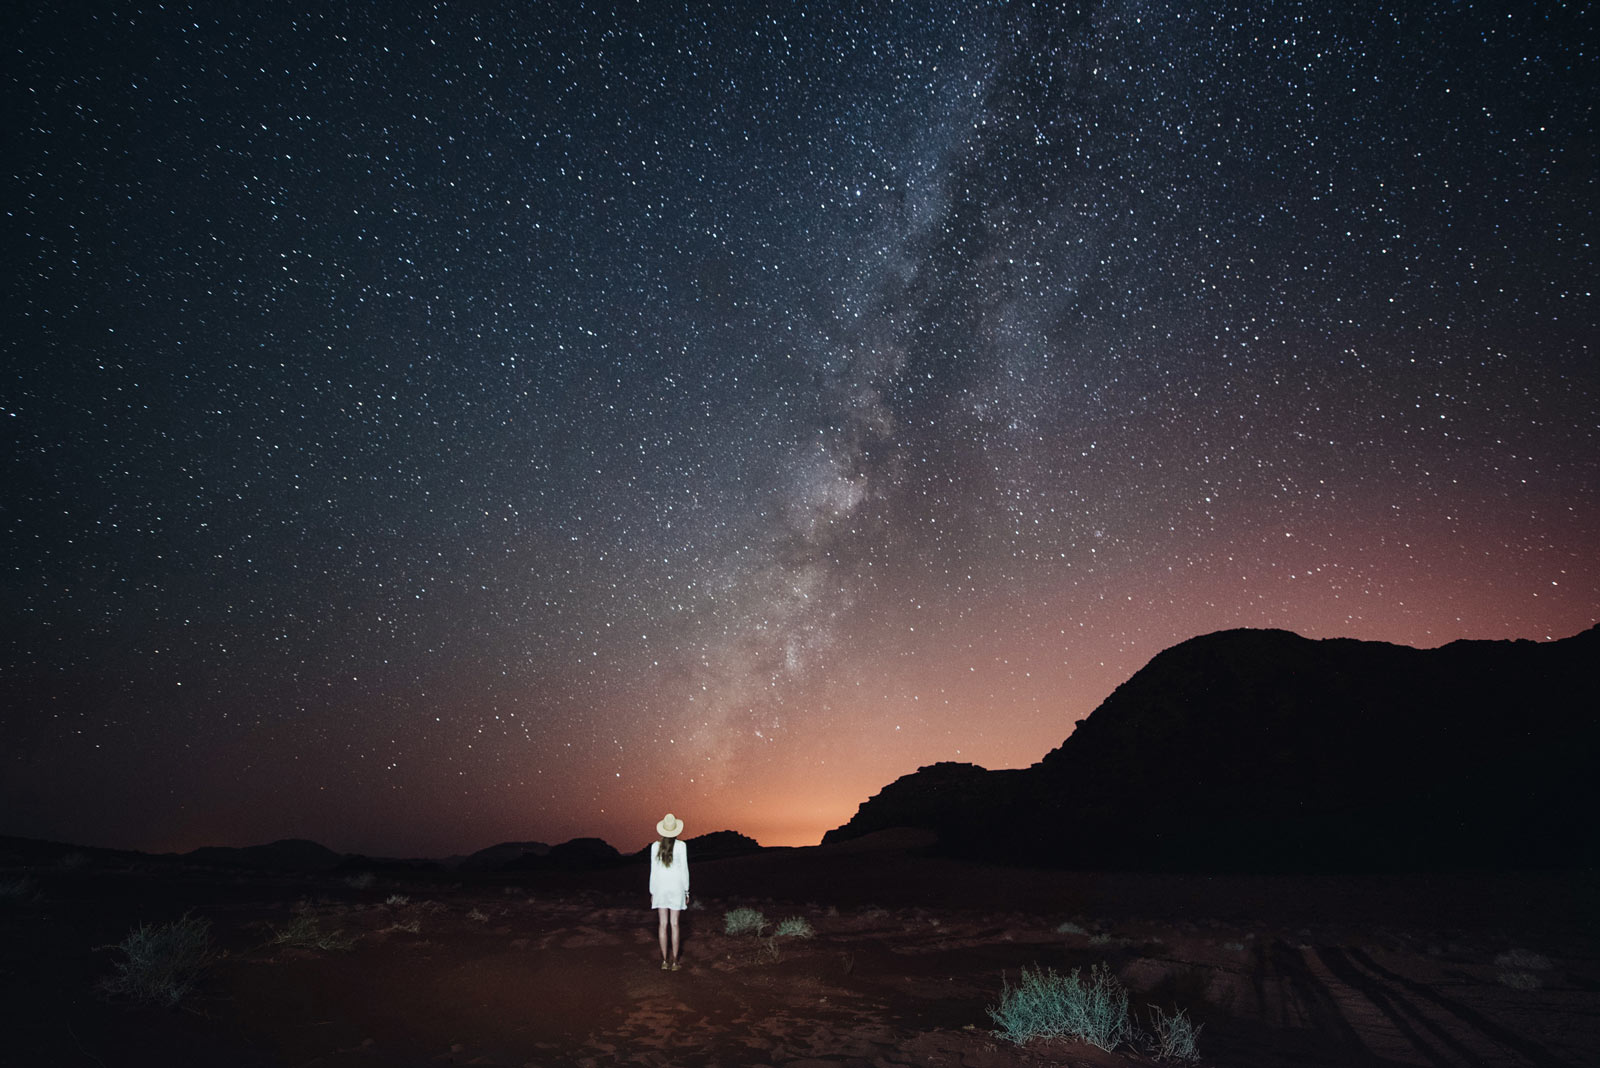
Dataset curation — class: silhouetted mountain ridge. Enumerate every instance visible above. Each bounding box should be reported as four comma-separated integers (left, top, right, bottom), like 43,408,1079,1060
826,626,1600,871
458,841,552,871
186,838,345,871
0,828,774,875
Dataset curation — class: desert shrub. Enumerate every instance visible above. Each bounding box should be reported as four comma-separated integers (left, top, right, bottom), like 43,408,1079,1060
1148,1004,1203,1061
774,916,815,939
0,876,38,905
466,908,489,922
385,918,422,934
269,914,355,951
989,963,1130,1051
101,913,216,1006
724,907,768,935
343,872,375,890
1056,920,1087,936
1498,970,1543,991
1494,947,1551,990
385,894,410,906
1495,948,1551,971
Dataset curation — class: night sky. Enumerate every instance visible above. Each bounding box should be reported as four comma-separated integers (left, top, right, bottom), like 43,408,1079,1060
5,2,1594,858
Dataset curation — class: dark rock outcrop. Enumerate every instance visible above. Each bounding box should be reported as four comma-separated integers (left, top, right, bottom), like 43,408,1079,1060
458,840,552,871
822,762,1029,846
504,836,624,871
827,626,1600,872
184,838,345,872
680,829,763,861
628,829,764,862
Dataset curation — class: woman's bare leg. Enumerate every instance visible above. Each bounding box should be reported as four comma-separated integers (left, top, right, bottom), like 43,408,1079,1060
657,908,670,963
668,909,681,964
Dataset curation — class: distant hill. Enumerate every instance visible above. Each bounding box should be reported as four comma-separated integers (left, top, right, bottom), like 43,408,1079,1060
821,762,1028,846
503,837,623,872
827,626,1600,872
626,829,764,862
491,830,765,873
185,838,345,871
681,829,763,861
458,840,552,871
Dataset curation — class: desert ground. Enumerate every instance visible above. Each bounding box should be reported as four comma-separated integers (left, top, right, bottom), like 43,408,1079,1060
4,832,1596,1067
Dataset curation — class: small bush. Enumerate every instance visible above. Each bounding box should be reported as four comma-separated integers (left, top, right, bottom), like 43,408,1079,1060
990,963,1130,1051
101,914,216,1007
269,914,354,951
466,908,490,923
1494,948,1551,990
343,872,376,890
1056,920,1087,936
385,894,410,906
1148,1004,1203,1061
1495,948,1551,971
0,876,38,905
724,907,768,935
1498,971,1543,991
774,916,815,938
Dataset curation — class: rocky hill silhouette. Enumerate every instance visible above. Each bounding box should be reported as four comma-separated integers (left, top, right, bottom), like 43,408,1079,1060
826,626,1600,871
634,829,764,862
185,838,346,871
458,840,552,871
502,836,627,872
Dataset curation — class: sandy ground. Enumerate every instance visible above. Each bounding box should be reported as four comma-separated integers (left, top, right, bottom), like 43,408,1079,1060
4,839,1597,1067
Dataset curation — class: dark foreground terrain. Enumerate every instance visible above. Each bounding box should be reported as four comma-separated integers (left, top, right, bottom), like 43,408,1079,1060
5,833,1597,1067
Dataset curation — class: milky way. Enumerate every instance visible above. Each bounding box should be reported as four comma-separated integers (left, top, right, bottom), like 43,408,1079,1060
4,2,1594,855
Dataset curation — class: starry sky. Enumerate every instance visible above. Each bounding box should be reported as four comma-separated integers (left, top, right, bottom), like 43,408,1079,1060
4,2,1595,858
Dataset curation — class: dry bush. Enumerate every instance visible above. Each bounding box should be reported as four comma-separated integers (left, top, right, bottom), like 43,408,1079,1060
269,914,355,951
774,916,815,938
1495,947,1552,990
723,907,768,935
100,914,216,1006
0,876,38,905
1147,1004,1203,1061
990,963,1130,1051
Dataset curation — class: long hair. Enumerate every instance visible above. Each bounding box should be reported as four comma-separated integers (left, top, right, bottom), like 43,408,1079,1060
657,836,675,867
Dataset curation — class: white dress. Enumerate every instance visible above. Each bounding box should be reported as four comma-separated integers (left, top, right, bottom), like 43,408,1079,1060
648,839,690,910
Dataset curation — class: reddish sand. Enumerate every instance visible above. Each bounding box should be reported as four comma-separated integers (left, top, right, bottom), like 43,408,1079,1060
5,834,1597,1066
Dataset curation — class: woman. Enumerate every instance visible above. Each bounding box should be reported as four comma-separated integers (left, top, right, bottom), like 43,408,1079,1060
648,812,690,970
